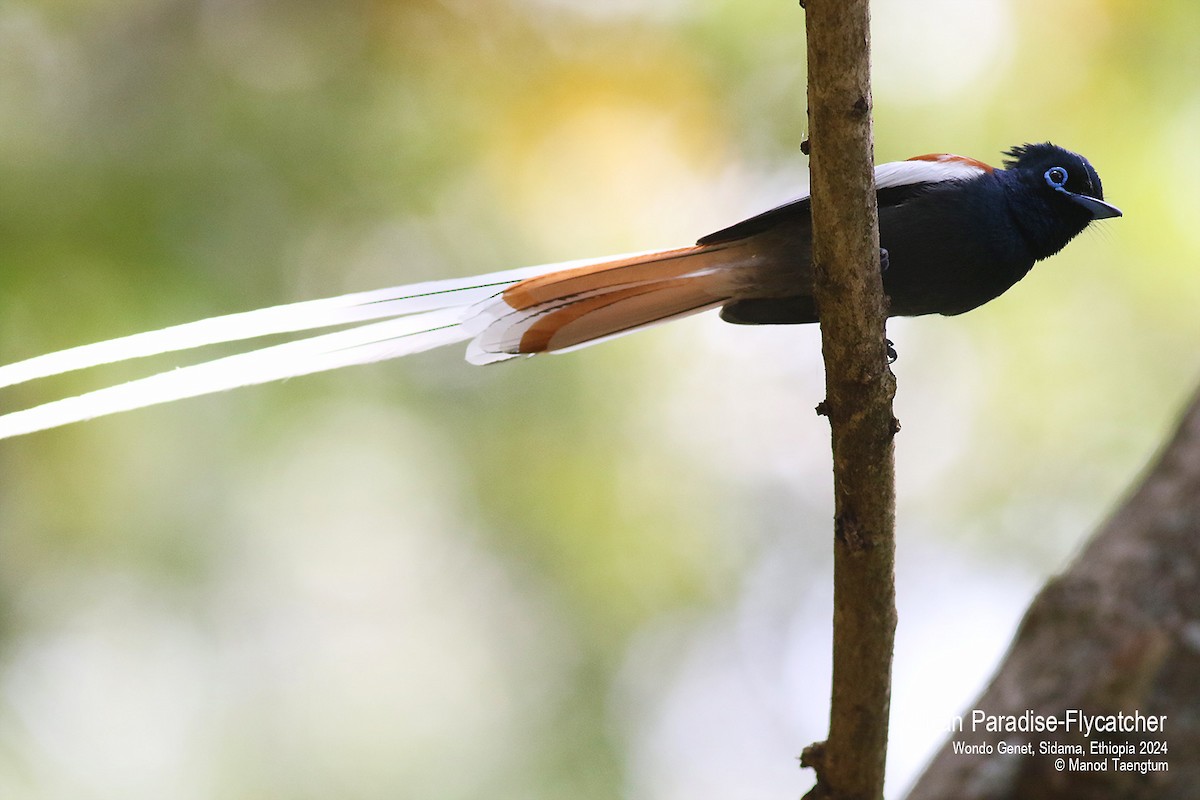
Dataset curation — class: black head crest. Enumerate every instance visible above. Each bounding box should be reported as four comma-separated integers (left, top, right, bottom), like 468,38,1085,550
1005,142,1121,220
1004,142,1106,201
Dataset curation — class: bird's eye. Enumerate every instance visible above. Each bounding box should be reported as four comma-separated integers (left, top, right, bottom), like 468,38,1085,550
1045,166,1069,188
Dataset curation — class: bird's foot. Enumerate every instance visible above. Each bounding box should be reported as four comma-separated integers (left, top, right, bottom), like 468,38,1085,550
886,338,897,364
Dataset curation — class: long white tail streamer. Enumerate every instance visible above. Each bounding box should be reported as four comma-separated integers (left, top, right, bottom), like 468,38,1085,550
0,263,563,390
0,252,662,439
0,309,473,440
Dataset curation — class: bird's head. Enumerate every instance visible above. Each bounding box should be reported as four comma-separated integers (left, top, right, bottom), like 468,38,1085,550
1002,142,1121,259
1005,142,1122,221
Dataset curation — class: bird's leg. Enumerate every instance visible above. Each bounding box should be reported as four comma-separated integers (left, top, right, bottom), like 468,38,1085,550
880,249,895,363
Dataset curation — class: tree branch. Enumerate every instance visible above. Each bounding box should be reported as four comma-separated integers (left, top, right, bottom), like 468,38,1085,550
906,383,1200,799
800,1,897,799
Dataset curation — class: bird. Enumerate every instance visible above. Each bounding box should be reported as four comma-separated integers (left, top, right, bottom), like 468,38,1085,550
0,142,1120,440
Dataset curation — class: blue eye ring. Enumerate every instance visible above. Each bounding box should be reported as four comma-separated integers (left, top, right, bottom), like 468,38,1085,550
1045,166,1069,189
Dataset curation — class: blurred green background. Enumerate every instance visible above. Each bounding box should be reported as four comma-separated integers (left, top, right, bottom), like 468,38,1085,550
0,0,1196,798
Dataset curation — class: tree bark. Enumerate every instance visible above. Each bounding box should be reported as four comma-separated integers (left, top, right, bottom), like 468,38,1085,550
801,2,898,799
906,383,1200,799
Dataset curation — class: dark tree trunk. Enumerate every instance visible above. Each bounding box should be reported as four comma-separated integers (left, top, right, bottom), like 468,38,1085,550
907,384,1200,799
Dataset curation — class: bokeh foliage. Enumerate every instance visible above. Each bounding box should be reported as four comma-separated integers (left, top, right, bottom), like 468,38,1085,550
0,0,1196,797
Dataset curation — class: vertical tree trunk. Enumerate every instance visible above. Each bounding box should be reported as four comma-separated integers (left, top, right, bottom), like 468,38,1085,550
801,2,898,799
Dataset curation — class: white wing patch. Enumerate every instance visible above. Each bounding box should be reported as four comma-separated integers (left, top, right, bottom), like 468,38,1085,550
731,155,991,216
875,156,991,190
